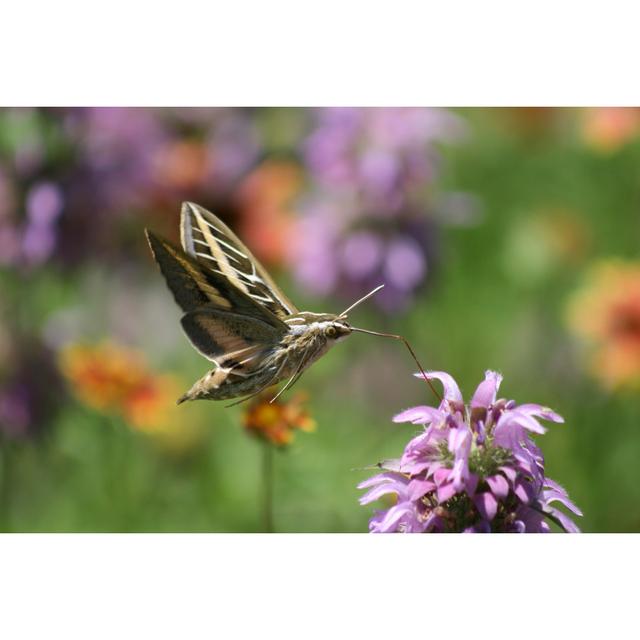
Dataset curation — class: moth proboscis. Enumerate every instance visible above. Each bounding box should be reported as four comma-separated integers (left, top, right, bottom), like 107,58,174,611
146,202,440,406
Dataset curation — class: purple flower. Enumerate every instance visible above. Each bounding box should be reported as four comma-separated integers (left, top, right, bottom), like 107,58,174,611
358,370,582,533
0,166,20,266
65,107,168,212
0,339,65,440
292,108,471,313
22,181,65,265
0,107,266,268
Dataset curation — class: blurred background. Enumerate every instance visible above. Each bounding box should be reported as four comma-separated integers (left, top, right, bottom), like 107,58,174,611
1,107,639,532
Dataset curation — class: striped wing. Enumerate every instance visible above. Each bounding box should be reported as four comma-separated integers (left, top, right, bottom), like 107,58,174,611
146,229,287,375
181,308,281,370
180,202,298,320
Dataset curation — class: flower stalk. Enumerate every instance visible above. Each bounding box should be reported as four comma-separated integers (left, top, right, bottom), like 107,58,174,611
262,443,274,533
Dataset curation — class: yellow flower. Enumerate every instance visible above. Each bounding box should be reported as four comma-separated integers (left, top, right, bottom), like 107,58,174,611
243,390,315,446
567,260,640,389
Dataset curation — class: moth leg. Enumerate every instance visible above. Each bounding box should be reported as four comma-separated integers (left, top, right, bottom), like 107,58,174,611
268,370,304,404
269,367,305,404
223,360,288,409
268,345,313,403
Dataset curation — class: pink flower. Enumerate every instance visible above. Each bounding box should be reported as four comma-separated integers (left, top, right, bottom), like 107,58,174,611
358,370,582,533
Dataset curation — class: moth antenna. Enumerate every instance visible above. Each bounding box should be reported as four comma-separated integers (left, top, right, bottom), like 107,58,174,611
350,327,442,402
338,284,386,318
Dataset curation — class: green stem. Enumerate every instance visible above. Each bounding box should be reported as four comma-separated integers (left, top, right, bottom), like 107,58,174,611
262,443,274,533
0,440,13,532
101,415,129,531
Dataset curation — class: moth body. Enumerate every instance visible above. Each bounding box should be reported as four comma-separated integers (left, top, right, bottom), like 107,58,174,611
147,202,358,405
177,314,352,403
177,364,280,403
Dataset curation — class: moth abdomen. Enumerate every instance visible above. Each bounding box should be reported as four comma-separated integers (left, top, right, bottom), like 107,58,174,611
177,364,281,403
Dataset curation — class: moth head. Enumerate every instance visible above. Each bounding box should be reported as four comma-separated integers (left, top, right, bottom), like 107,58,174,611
324,318,352,342
321,284,387,343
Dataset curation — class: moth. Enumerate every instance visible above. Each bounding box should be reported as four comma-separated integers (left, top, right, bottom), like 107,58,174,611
146,202,436,406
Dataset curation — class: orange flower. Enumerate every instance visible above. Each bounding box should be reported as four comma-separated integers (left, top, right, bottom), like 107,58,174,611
580,108,640,153
153,140,209,191
235,159,302,266
59,342,149,412
59,341,186,432
567,260,640,389
243,390,315,446
123,373,182,432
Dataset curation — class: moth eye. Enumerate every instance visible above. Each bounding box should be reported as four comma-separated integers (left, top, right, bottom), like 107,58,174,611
325,325,337,338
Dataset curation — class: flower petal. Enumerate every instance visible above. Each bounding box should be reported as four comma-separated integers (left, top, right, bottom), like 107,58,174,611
408,478,436,501
514,479,535,504
471,370,503,409
449,458,468,491
474,492,498,521
433,467,451,485
499,465,518,485
514,505,547,532
358,473,410,504
374,502,416,533
359,483,401,505
402,430,435,456
413,370,463,404
464,520,491,533
448,426,471,456
543,489,583,516
399,459,432,476
437,481,457,503
465,473,479,496
486,474,510,500
493,418,524,450
512,520,526,533
506,409,547,434
517,403,564,423
357,472,404,490
545,506,581,533
421,511,442,532
393,406,444,425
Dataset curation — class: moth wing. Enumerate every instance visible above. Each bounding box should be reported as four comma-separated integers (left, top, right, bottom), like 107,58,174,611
146,229,288,331
180,308,281,371
180,201,299,320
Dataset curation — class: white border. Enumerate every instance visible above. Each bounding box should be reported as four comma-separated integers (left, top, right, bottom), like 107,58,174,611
2,1,640,105
2,1,638,636
1,534,636,638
